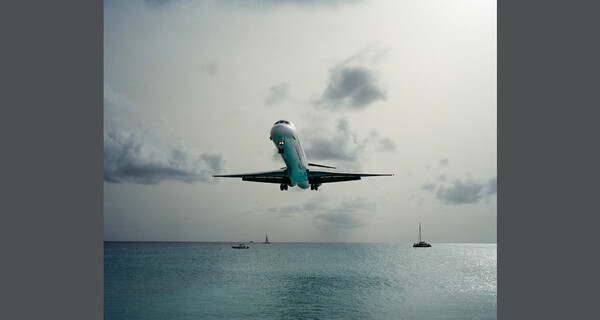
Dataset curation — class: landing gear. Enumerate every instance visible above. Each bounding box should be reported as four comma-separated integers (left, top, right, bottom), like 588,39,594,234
310,184,319,190
280,183,288,191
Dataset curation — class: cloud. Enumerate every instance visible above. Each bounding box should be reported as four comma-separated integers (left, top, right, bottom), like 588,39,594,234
421,175,497,205
228,0,363,10
267,197,376,229
440,158,449,166
143,0,183,9
303,118,359,162
435,177,497,205
315,49,387,110
201,152,228,174
264,82,291,106
437,174,448,182
143,0,364,12
301,118,394,169
421,182,436,192
267,201,327,218
315,213,368,229
104,130,227,184
104,85,137,132
199,60,219,75
104,86,227,184
268,204,308,214
314,198,376,230
370,131,396,153
318,67,385,109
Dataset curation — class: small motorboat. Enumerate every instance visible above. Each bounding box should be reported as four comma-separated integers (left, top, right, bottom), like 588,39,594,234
231,243,249,249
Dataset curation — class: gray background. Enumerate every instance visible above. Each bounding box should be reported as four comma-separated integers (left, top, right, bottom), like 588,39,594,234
2,0,599,319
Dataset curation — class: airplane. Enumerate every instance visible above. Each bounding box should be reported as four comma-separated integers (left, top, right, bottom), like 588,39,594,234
212,120,393,190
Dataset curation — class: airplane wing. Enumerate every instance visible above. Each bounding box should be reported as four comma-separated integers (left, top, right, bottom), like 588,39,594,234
307,170,393,184
212,169,290,184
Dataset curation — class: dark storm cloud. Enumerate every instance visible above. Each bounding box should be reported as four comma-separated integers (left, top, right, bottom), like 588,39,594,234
104,130,227,184
264,83,291,106
435,177,497,205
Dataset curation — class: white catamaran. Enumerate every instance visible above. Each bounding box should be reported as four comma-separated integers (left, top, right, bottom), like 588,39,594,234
413,223,431,248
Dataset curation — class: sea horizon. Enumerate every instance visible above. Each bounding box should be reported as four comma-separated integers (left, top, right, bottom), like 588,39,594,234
104,240,497,244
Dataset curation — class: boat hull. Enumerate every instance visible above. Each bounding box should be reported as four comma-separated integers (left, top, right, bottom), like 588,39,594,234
413,242,431,247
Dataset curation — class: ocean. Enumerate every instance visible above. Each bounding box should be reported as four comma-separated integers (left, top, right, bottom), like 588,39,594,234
104,242,496,319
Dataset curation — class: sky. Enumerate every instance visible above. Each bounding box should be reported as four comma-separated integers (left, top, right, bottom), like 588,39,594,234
104,0,497,243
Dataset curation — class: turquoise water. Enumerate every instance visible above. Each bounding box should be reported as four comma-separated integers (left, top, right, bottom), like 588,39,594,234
104,242,496,319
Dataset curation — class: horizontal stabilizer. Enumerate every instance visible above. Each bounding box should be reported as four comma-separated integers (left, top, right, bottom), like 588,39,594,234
308,163,336,169
307,170,393,184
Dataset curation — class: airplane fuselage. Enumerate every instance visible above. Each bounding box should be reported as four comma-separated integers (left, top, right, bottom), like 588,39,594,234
270,120,310,189
213,120,392,190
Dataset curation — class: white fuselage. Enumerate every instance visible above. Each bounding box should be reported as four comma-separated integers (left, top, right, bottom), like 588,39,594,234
270,121,310,189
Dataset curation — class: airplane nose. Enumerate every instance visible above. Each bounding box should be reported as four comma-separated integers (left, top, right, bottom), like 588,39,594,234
270,123,293,139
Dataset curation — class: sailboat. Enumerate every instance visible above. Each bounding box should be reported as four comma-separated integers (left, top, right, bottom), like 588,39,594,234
264,234,270,244
413,223,431,247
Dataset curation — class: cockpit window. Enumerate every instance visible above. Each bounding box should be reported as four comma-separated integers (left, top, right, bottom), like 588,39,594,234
274,120,290,125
